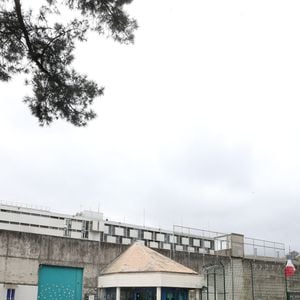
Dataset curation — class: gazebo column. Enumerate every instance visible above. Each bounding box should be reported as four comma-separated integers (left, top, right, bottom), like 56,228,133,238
156,287,161,300
98,288,104,300
195,289,200,300
116,287,121,300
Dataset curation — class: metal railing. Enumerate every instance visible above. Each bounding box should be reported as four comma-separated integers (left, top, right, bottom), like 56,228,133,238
0,200,50,212
173,224,286,260
243,236,285,259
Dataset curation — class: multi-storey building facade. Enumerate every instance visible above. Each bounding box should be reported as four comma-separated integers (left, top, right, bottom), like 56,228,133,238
0,202,292,300
0,202,216,254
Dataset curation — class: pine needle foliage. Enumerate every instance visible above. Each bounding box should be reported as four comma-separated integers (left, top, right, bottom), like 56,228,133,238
0,0,137,126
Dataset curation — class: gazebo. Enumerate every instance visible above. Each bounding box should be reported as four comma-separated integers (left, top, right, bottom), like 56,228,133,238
98,243,204,300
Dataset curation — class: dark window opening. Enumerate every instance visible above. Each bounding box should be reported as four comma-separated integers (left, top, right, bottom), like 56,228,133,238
7,288,15,300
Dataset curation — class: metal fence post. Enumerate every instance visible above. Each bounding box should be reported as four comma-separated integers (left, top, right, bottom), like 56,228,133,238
219,261,226,300
285,275,289,300
231,258,234,300
207,272,209,300
250,261,255,300
214,268,216,300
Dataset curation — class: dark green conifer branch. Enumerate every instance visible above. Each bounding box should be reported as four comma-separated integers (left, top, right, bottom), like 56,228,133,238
0,0,137,126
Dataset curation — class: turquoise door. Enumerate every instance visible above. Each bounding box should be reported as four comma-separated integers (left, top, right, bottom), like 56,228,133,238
161,288,188,300
38,265,83,300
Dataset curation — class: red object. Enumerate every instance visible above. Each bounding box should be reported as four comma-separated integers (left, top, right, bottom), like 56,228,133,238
285,259,296,277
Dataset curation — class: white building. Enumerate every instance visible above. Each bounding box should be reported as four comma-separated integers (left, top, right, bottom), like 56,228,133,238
0,202,216,254
0,201,286,259
98,242,204,300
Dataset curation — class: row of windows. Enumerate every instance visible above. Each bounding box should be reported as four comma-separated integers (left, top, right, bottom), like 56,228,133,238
0,220,83,233
101,235,214,252
0,208,84,223
0,219,61,229
103,224,213,249
105,225,171,240
0,208,65,220
0,210,213,249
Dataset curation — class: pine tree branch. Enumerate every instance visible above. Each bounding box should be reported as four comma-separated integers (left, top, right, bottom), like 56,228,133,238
14,0,53,78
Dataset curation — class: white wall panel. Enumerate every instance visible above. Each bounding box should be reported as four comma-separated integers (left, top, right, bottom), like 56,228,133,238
193,239,200,247
99,221,105,232
92,221,99,231
175,245,183,251
0,284,38,300
156,233,165,242
104,226,110,234
16,285,38,300
0,212,20,222
106,236,117,243
90,232,100,241
98,272,203,289
71,221,83,230
0,223,19,231
204,241,211,248
169,236,177,243
0,284,4,300
115,228,124,236
181,237,189,245
71,232,82,239
163,243,171,250
122,238,131,245
149,241,159,249
143,232,152,240
129,229,138,238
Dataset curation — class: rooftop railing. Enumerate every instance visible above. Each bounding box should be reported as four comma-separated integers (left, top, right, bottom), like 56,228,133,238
0,200,50,212
173,224,286,260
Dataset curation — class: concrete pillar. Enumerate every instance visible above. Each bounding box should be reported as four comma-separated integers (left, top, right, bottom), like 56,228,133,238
156,287,161,300
230,233,244,257
116,287,121,300
195,289,200,300
98,288,104,300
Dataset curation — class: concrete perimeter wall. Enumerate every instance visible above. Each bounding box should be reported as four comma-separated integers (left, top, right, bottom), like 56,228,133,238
0,229,298,300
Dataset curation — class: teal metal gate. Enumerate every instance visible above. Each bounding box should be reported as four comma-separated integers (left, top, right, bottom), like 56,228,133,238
38,265,83,300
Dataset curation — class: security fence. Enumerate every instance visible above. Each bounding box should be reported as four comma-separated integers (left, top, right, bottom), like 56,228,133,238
198,258,300,300
171,225,298,300
173,225,286,261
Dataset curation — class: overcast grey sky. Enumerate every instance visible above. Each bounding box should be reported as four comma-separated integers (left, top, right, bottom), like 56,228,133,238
1,0,300,250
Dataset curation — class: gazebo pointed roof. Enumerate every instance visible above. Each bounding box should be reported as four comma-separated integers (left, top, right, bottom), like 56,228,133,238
101,242,198,275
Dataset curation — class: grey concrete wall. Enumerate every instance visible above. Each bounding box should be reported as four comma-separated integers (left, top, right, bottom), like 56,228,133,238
159,246,300,300
242,259,286,300
0,230,127,296
0,229,299,299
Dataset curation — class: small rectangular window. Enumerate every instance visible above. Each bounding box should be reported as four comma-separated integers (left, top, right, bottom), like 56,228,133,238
7,288,15,300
